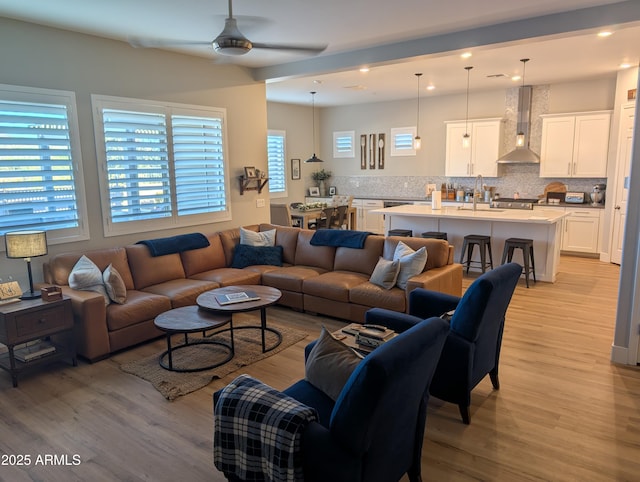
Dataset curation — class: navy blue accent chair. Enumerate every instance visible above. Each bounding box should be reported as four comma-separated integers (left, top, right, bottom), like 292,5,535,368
366,262,522,424
286,317,448,482
214,317,448,482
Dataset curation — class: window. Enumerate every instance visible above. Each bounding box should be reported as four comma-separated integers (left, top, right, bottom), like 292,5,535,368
267,130,287,198
92,95,230,236
333,131,355,158
390,126,417,156
0,84,89,245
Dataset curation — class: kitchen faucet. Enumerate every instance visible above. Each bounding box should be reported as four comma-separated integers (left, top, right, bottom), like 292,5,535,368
473,174,484,211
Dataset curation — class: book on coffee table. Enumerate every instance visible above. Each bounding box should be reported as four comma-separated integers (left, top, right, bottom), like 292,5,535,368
215,290,261,306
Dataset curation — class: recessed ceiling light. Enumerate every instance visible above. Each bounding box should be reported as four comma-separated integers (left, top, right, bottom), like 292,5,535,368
461,52,472,59
359,67,370,73
426,85,435,91
511,75,522,82
597,31,613,37
312,79,322,84
619,62,632,69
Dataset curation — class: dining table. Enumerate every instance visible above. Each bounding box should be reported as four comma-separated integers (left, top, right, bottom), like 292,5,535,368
290,206,357,230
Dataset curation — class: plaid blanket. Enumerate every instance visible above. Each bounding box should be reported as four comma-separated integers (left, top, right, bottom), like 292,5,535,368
214,374,318,482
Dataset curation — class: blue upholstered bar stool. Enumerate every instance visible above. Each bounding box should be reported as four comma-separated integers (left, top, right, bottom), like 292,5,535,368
421,231,448,240
460,234,493,274
501,238,536,287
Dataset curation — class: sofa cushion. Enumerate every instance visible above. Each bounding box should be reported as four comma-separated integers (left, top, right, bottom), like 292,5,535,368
240,227,276,246
262,266,326,292
141,278,218,308
333,235,385,276
47,247,135,289
125,244,186,290
180,233,227,277
349,283,407,312
103,263,127,304
305,327,362,401
231,244,283,269
68,255,110,305
105,289,172,332
189,267,261,287
259,224,299,265
294,230,336,271
219,225,259,266
303,271,369,303
369,257,400,290
393,242,428,290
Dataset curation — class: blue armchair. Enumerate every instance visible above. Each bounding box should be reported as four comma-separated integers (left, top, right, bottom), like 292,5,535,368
366,262,522,424
214,316,448,482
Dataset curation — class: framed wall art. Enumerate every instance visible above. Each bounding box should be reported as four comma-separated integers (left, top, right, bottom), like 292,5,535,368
309,186,320,196
291,158,301,180
244,166,257,178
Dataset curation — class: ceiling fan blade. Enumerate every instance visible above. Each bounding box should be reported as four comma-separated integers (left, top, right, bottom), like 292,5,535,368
128,37,211,48
250,42,328,54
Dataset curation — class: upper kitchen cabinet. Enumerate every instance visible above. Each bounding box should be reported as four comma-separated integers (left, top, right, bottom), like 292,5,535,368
445,118,503,177
539,111,611,178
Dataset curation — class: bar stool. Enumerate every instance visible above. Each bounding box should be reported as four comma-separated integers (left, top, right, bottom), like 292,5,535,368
501,238,536,288
421,231,447,240
460,234,493,274
388,229,412,237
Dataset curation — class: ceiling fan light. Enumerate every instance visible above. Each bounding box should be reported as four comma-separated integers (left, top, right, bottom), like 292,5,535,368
213,37,252,55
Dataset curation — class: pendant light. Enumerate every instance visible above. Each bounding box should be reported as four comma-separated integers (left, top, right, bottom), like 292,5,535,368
305,91,323,163
414,73,422,150
515,59,529,148
462,66,473,149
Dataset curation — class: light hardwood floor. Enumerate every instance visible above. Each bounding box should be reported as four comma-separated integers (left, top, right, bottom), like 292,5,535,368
0,256,638,481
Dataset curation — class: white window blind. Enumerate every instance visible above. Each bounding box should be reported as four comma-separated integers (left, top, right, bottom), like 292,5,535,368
390,127,417,156
333,131,355,158
267,130,287,197
92,95,230,236
172,115,226,215
0,84,88,244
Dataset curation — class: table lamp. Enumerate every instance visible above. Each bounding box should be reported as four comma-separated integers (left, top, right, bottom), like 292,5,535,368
4,230,48,299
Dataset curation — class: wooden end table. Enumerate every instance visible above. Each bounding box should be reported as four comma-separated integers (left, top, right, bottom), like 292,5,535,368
197,285,282,353
154,305,234,372
0,296,76,387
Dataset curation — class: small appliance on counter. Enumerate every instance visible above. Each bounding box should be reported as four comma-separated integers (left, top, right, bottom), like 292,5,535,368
590,184,606,206
564,192,586,204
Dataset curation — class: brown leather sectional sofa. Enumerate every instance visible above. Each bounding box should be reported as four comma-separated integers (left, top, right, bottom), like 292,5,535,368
43,224,462,362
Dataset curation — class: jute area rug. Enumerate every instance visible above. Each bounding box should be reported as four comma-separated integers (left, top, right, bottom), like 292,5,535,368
119,313,308,401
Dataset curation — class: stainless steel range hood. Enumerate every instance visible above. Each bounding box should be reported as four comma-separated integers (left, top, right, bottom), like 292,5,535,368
497,85,540,164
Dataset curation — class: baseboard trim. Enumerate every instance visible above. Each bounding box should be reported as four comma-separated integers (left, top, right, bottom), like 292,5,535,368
610,343,630,365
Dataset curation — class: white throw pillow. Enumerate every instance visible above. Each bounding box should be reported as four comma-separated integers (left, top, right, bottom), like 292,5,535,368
68,255,110,305
369,257,400,290
393,241,428,290
103,264,127,304
240,227,276,247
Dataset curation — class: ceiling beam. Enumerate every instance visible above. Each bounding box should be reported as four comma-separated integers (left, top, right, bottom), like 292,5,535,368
251,0,640,82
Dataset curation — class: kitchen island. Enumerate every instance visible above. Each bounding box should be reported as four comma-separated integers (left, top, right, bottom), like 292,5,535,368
373,204,569,282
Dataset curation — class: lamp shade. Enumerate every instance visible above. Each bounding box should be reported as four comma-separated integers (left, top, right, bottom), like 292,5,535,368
5,230,48,259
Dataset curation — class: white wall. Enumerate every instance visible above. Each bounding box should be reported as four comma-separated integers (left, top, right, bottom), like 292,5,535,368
0,17,270,288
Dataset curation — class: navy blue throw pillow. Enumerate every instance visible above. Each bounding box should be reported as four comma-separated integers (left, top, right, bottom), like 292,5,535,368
231,244,284,269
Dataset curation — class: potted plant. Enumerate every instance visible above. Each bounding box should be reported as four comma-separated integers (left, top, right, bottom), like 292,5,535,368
311,169,332,196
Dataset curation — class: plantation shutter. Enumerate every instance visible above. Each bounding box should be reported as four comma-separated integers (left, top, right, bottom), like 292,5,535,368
172,114,227,215
101,109,171,223
267,131,286,194
0,99,80,233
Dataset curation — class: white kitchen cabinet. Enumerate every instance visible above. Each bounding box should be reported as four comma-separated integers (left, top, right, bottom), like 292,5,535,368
445,118,503,177
353,199,384,234
562,209,601,254
540,111,611,178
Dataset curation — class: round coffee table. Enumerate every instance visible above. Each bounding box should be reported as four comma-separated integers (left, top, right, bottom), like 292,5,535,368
197,285,282,353
154,305,233,372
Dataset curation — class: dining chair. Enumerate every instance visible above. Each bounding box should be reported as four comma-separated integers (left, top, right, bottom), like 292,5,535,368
310,206,337,230
330,205,349,229
269,203,293,227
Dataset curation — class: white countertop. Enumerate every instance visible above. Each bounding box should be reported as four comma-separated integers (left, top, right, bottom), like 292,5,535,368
372,204,568,224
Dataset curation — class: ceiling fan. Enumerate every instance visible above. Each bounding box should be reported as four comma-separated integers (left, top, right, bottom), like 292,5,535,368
130,0,327,57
